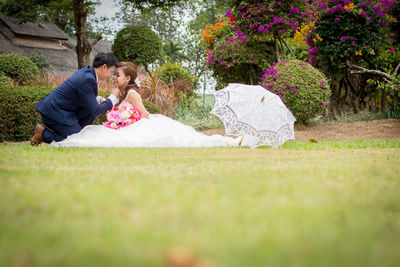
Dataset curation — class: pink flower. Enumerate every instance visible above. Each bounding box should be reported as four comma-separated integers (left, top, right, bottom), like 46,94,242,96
103,106,142,130
107,110,123,123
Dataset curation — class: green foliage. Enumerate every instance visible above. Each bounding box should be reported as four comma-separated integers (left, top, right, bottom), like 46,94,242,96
208,35,276,85
112,25,162,68
0,86,52,142
0,71,13,88
0,53,39,85
29,52,50,70
170,94,223,130
0,86,161,142
215,81,228,91
367,73,400,119
120,0,185,11
261,60,331,124
163,40,190,62
0,0,99,37
390,1,400,44
307,3,387,75
157,61,196,93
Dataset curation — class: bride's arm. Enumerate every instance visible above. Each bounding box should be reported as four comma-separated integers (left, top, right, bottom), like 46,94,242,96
126,93,150,118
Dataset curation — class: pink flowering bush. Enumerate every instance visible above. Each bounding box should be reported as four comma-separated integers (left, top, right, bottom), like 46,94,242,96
306,0,397,74
261,59,331,123
230,0,313,37
103,105,142,130
205,0,316,85
206,34,275,84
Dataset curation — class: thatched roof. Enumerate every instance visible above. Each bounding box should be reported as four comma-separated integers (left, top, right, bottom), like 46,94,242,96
0,31,113,75
0,15,69,40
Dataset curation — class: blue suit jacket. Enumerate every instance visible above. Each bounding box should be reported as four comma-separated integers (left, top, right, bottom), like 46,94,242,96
36,66,113,126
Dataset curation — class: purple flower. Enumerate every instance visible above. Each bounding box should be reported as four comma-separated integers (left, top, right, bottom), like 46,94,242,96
351,41,357,45
257,26,265,32
360,10,367,16
359,2,367,8
225,10,231,17
373,5,381,12
290,8,299,15
334,17,341,23
340,36,349,42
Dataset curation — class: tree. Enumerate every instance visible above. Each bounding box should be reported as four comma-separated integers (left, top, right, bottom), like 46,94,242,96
112,25,163,72
0,0,185,69
0,0,100,69
118,5,183,43
305,0,397,115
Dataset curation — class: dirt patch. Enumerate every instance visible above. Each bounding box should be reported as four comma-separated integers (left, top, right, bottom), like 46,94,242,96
201,119,400,141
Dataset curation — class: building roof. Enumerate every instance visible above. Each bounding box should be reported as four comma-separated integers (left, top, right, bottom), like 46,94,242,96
0,32,113,75
0,15,69,40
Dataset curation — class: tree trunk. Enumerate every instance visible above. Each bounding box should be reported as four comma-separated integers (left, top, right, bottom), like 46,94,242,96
274,34,281,62
73,0,101,69
328,81,341,119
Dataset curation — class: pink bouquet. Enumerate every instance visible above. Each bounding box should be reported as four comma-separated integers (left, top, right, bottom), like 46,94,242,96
103,105,142,130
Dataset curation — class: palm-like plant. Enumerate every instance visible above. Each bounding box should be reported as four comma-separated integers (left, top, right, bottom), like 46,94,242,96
163,40,191,63
138,72,177,114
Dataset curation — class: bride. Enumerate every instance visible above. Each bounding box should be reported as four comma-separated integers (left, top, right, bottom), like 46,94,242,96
53,62,241,148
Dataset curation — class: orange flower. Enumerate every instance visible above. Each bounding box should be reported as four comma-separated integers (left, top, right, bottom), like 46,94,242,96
344,3,354,11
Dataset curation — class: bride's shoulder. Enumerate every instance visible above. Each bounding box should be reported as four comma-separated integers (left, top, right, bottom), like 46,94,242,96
127,89,140,96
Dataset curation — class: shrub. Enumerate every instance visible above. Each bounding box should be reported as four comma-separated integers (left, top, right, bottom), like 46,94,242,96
260,59,331,123
204,21,276,85
29,52,50,71
0,53,39,85
0,86,52,142
138,72,173,114
0,86,161,142
157,62,196,95
112,25,162,69
0,71,13,88
171,94,223,131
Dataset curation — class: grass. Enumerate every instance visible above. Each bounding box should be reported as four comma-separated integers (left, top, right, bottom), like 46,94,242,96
326,110,400,123
1,141,400,267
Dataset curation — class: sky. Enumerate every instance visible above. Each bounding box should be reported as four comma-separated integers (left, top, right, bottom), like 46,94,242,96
93,0,123,41
95,0,120,18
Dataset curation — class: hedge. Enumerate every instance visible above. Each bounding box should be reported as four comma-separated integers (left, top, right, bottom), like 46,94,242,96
0,86,161,142
0,53,39,85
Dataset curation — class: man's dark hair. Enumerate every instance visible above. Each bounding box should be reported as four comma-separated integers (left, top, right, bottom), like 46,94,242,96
92,53,118,68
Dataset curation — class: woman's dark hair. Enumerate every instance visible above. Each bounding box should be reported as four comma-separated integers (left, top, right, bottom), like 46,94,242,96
117,62,139,105
92,53,118,68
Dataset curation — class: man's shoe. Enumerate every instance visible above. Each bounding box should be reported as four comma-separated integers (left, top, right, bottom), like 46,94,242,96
30,124,45,146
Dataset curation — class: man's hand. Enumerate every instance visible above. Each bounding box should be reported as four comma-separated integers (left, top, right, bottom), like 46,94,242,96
99,97,106,103
111,87,120,99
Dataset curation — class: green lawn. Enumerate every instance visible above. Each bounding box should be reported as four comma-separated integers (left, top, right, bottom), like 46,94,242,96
1,141,400,267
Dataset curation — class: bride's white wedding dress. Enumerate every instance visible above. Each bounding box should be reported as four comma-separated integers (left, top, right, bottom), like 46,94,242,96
52,90,241,148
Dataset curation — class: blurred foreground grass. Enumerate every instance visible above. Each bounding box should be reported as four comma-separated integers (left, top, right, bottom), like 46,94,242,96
1,141,400,266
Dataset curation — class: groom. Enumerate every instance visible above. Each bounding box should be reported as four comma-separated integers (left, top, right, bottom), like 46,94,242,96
31,52,120,146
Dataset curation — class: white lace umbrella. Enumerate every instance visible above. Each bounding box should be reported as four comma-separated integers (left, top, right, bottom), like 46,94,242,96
211,83,296,148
